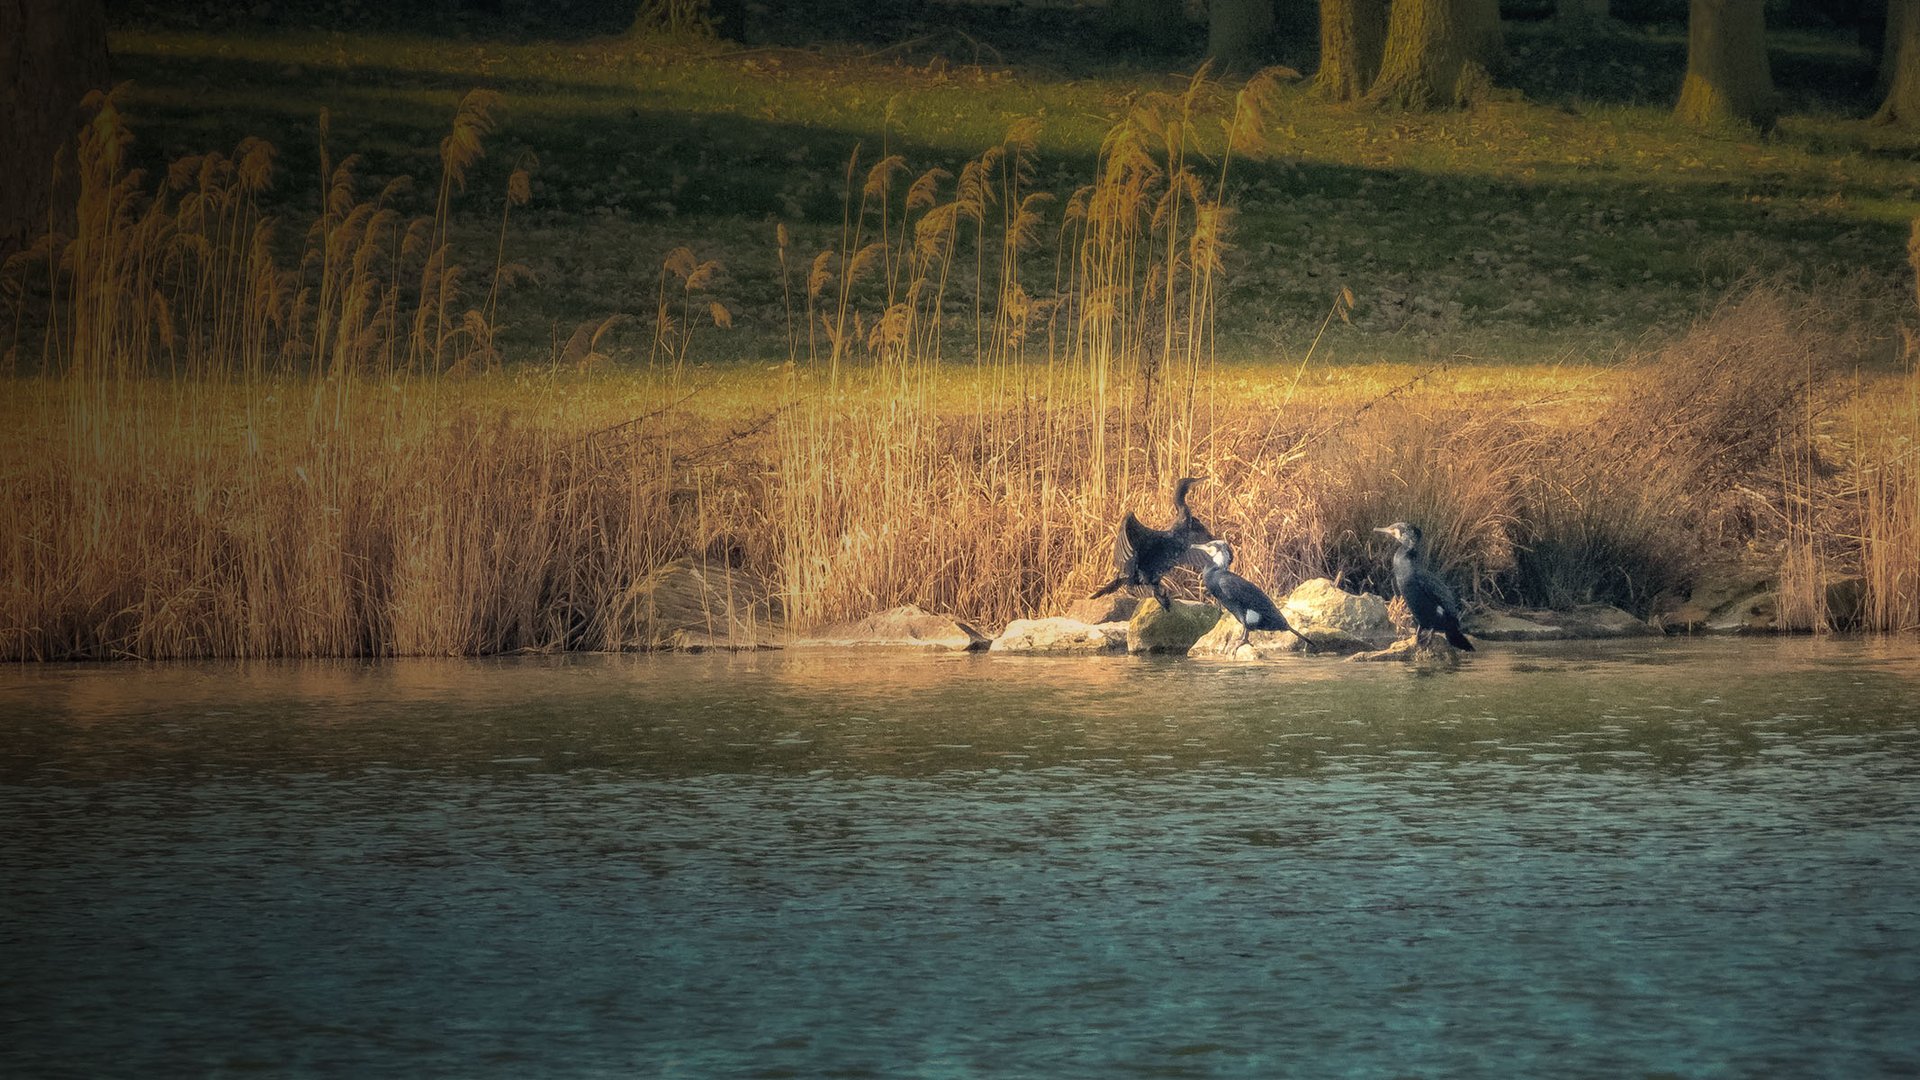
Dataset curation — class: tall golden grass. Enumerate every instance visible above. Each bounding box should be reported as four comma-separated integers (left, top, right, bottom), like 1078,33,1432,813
0,84,671,659
767,67,1281,626
2,78,1916,659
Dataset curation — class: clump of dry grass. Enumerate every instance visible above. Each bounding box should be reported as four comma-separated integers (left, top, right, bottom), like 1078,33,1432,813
1851,376,1920,631
1289,400,1528,600
1842,224,1920,631
0,87,700,659
1498,284,1862,618
1607,285,1858,539
0,375,719,659
1196,280,1903,624
766,67,1291,627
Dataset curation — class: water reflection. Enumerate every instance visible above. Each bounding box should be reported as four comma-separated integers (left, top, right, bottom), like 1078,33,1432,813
5,638,1919,783
4,638,1920,1077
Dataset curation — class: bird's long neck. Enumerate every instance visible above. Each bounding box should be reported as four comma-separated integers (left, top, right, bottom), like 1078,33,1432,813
1172,491,1213,545
1392,541,1421,584
1171,487,1194,528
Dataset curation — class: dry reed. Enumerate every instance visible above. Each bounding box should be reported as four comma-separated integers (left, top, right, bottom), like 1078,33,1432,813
2,81,1916,659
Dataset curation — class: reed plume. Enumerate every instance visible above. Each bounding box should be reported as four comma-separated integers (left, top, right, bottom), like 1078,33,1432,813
3,77,1916,658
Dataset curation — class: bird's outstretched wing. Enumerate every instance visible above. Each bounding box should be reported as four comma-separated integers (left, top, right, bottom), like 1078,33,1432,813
1177,541,1213,570
1170,513,1213,568
1113,512,1149,571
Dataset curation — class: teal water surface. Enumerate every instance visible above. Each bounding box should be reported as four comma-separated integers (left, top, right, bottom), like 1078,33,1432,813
3,637,1919,1077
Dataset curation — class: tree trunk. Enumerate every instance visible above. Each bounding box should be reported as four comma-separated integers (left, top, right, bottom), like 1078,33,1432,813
1364,0,1499,110
1110,0,1187,48
1316,0,1388,101
1556,0,1611,19
1674,0,1776,129
1208,0,1276,72
1878,0,1919,121
1,0,110,257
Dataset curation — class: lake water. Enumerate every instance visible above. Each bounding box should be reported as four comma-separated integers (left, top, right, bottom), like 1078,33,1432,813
4,638,1920,1078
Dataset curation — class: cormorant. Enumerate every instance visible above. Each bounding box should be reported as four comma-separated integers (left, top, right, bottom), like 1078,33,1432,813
1089,477,1213,609
1193,540,1293,651
1373,522,1474,651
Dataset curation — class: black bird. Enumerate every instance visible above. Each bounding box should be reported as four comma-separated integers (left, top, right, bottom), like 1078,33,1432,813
1373,521,1474,651
1089,476,1213,610
1193,540,1292,651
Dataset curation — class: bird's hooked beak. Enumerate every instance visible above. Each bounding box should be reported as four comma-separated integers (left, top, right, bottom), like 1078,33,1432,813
1374,524,1410,546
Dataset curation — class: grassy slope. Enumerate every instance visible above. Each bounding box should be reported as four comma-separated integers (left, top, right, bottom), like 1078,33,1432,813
4,15,1914,658
107,18,1920,370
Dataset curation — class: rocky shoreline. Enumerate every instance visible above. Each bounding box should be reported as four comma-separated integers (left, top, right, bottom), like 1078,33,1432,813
625,557,1846,660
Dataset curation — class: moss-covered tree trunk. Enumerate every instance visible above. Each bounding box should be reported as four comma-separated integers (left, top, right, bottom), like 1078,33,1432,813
1110,0,1188,48
1316,0,1388,101
1,0,109,257
1674,0,1776,129
1364,0,1499,110
1877,0,1920,124
1208,0,1276,72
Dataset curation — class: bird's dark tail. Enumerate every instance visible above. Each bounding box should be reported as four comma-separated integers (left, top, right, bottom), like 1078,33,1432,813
1089,576,1124,600
1444,626,1475,651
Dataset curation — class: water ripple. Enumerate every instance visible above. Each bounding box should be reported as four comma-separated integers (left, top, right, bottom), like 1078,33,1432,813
3,638,1920,1077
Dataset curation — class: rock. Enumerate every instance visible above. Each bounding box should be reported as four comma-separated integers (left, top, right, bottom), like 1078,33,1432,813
1704,591,1779,634
1190,617,1250,657
1190,617,1305,659
1348,638,1419,663
1348,637,1461,669
1567,604,1656,637
990,617,1127,655
1294,626,1377,653
1666,573,1862,634
1469,604,1654,641
1565,604,1654,637
1659,570,1776,632
1283,578,1394,643
1126,598,1221,654
667,629,779,652
794,604,989,650
615,557,782,650
1188,614,1374,659
1065,595,1141,625
1467,611,1568,641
